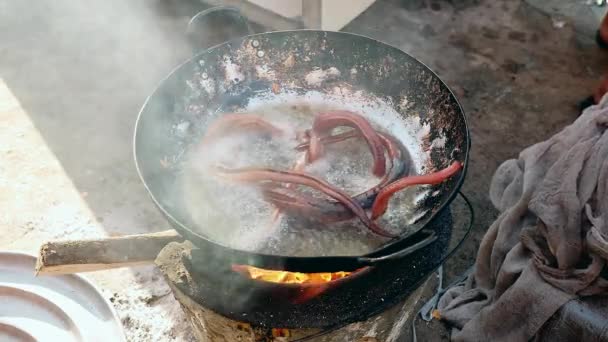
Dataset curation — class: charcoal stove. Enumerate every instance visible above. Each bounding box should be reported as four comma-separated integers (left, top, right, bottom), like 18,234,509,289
153,196,472,341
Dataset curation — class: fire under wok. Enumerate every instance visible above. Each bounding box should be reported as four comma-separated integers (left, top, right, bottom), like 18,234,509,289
134,13,470,274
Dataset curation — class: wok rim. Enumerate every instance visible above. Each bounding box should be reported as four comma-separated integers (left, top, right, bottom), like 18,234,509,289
133,29,471,262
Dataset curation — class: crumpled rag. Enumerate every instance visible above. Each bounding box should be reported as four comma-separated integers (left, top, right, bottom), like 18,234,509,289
437,96,608,342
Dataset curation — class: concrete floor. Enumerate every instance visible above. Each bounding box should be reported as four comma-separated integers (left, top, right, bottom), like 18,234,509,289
0,0,606,340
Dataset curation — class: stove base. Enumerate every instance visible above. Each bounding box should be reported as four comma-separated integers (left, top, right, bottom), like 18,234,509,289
157,241,431,341
170,274,428,342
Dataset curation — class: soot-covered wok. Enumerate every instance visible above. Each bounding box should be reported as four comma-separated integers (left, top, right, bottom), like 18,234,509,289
134,7,470,273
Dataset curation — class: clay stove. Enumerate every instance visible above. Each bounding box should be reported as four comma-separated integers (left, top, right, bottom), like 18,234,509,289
153,209,458,342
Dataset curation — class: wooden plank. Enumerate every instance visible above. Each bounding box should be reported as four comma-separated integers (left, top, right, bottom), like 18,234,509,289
35,230,182,275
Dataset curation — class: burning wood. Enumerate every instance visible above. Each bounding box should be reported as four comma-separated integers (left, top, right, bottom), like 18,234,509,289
271,328,290,338
231,264,354,285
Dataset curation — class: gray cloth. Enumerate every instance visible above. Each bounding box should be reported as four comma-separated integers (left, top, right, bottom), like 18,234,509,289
437,97,608,342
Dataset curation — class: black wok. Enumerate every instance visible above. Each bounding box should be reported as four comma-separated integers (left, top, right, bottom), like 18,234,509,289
134,7,470,273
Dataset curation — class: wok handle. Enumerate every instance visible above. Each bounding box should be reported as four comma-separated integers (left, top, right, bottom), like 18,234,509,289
357,230,438,265
186,6,254,54
277,230,438,273
358,191,474,266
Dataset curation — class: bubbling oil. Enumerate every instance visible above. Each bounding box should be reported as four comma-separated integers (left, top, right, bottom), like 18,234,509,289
178,99,426,256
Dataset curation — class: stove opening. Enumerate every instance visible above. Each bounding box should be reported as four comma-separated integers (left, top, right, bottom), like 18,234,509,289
231,264,359,285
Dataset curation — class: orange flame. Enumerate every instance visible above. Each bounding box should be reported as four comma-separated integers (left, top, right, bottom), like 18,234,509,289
232,265,352,284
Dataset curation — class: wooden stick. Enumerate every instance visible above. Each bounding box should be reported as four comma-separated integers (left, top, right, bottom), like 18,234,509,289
35,230,183,275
